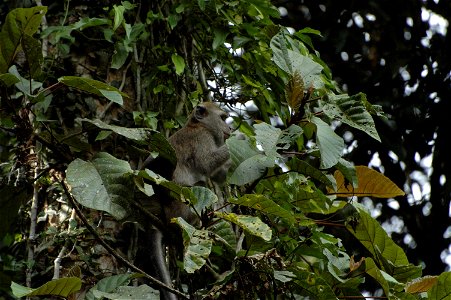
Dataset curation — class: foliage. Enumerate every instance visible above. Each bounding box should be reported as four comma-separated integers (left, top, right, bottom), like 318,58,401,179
0,1,448,299
281,0,451,276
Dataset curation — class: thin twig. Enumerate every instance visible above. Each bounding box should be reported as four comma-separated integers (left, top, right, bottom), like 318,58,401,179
53,209,77,279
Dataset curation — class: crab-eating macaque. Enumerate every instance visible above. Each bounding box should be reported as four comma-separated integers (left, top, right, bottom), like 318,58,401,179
145,102,231,299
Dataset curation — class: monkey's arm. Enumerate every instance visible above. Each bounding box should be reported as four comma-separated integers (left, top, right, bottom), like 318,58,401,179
195,137,230,176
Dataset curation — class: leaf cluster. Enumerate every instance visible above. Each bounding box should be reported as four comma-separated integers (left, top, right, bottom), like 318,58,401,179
1,2,449,300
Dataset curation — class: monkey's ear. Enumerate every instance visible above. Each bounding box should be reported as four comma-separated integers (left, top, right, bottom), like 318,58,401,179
194,105,208,120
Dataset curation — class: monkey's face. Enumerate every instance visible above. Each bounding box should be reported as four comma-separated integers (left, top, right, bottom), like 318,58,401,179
193,102,230,145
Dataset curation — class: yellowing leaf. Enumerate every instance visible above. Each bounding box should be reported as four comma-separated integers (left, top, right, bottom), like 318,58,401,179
215,212,272,241
405,275,438,293
330,165,405,198
286,71,304,113
350,255,365,272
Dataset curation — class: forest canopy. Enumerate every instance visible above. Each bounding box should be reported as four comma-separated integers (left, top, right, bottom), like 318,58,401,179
0,0,450,299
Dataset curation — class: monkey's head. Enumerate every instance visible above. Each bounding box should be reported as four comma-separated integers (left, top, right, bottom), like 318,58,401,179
192,102,230,144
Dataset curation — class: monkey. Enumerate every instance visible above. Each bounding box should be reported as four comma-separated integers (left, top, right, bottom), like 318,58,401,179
169,102,231,186
143,102,231,299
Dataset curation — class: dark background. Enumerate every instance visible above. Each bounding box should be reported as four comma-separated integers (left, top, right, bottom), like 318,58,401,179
274,0,451,275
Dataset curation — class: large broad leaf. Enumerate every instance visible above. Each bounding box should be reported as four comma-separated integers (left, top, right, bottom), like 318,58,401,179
311,116,344,169
290,269,338,300
173,218,213,273
229,194,295,224
21,33,43,78
85,273,142,300
330,166,405,198
191,186,218,213
335,158,358,188
9,65,42,97
291,183,335,214
93,285,159,300
365,258,404,298
285,71,304,113
11,277,81,298
80,119,153,142
323,93,381,142
209,220,237,251
347,206,421,281
59,76,128,105
405,275,438,294
270,31,324,89
428,272,451,299
80,118,176,164
66,152,134,220
254,122,281,156
215,212,272,241
0,73,20,87
227,135,274,186
287,158,336,189
0,6,47,73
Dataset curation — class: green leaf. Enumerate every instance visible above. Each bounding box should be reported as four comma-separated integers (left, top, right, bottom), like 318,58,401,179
213,28,228,50
100,89,124,105
209,220,237,251
137,169,181,195
81,118,151,142
58,76,128,104
168,14,180,29
246,0,280,19
111,42,129,69
95,130,113,141
323,93,381,142
198,0,206,11
271,31,323,88
254,122,282,156
230,194,295,224
364,258,392,297
0,6,47,73
227,135,274,185
85,273,141,300
215,212,272,241
0,73,20,87
273,270,295,283
287,158,336,189
80,118,176,164
191,186,218,213
290,269,338,300
270,31,292,74
173,218,213,273
335,159,358,188
112,5,125,31
22,34,43,79
311,116,344,169
171,54,185,75
73,17,110,31
347,206,421,281
66,152,134,220
9,65,42,97
93,284,159,300
11,277,81,298
291,183,335,214
427,272,451,299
